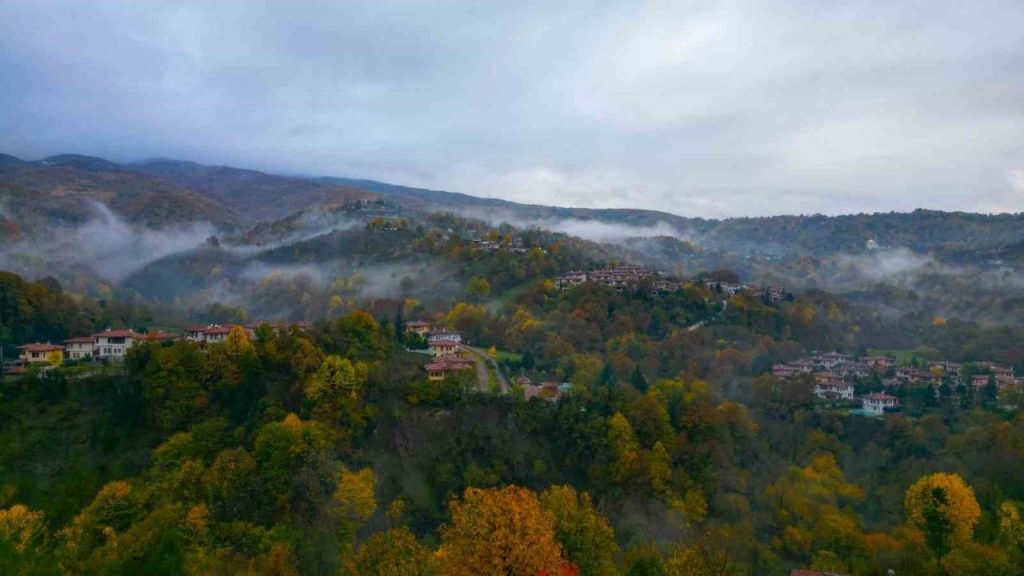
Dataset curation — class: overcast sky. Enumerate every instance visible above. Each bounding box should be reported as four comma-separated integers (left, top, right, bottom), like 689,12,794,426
2,1,1023,217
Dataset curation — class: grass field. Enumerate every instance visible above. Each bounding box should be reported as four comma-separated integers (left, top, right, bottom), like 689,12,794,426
867,349,916,364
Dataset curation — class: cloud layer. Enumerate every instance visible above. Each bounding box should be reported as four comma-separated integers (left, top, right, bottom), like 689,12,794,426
2,1,1023,217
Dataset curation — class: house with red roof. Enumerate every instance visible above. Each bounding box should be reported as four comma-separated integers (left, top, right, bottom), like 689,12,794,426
403,320,433,337
93,328,142,360
17,343,64,364
185,324,233,344
429,339,462,357
424,355,475,381
64,336,96,360
862,392,899,415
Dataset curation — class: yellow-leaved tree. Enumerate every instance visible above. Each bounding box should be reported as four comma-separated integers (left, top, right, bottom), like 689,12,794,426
904,472,981,560
0,504,46,553
439,485,569,576
333,466,377,552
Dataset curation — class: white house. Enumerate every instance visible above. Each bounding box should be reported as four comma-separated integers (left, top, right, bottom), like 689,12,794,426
814,382,854,401
427,331,462,344
93,329,141,360
203,325,231,344
862,392,899,415
185,324,232,344
64,336,96,360
429,339,460,357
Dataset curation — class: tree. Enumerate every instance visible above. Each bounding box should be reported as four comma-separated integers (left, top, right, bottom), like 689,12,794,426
306,356,365,403
0,504,46,554
540,486,618,576
629,365,648,392
468,277,491,301
764,453,865,563
904,473,981,560
354,526,439,576
440,486,568,576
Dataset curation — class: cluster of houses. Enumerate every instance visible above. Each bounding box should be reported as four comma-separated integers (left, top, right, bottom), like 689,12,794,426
554,266,680,292
772,351,1020,416
471,236,531,254
701,279,787,302
5,321,312,376
403,320,475,381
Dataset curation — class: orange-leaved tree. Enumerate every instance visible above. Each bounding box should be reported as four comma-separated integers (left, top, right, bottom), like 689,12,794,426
439,485,569,576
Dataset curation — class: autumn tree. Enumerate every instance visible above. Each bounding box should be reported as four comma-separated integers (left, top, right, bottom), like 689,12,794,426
440,486,569,576
353,526,439,576
468,277,491,301
333,466,377,550
904,473,981,560
764,453,865,564
0,503,52,573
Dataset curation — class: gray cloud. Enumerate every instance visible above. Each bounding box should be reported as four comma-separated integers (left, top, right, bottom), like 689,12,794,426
1,1,1023,217
0,201,218,281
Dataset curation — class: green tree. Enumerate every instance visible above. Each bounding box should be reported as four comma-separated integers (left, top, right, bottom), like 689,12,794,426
540,486,618,576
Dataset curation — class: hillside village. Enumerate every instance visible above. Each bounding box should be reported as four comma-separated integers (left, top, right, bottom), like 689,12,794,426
773,351,1020,415
4,321,311,376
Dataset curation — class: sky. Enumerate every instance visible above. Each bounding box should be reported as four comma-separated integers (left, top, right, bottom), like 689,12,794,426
1,1,1023,218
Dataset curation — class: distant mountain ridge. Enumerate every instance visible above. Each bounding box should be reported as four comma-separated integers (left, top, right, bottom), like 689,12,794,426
3,152,1024,258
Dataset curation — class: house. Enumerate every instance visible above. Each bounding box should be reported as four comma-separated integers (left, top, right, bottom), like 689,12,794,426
185,324,232,344
554,271,588,289
144,330,178,343
814,381,854,401
424,355,475,381
185,325,209,343
971,374,992,388
429,339,461,357
64,336,96,360
427,331,462,344
772,363,803,378
814,372,846,386
403,320,432,337
203,325,232,344
17,343,64,364
862,392,899,415
556,267,659,290
93,329,141,360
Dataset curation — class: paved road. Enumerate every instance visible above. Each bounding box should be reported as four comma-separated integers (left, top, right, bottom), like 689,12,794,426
464,346,509,394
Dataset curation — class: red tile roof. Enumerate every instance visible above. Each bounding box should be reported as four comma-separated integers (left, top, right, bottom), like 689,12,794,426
17,343,63,352
425,356,474,372
93,329,142,339
430,340,460,347
64,336,96,344
864,392,898,401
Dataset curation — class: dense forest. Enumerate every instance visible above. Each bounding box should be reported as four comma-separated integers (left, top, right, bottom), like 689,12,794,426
2,269,1024,575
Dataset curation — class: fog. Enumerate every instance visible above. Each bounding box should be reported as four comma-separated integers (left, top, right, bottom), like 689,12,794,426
0,201,219,281
835,248,938,283
460,207,691,244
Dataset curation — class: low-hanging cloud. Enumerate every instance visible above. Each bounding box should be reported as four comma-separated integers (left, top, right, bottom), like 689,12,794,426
0,201,219,281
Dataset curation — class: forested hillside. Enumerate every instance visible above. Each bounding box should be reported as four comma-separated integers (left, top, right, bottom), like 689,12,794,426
2,269,1024,575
